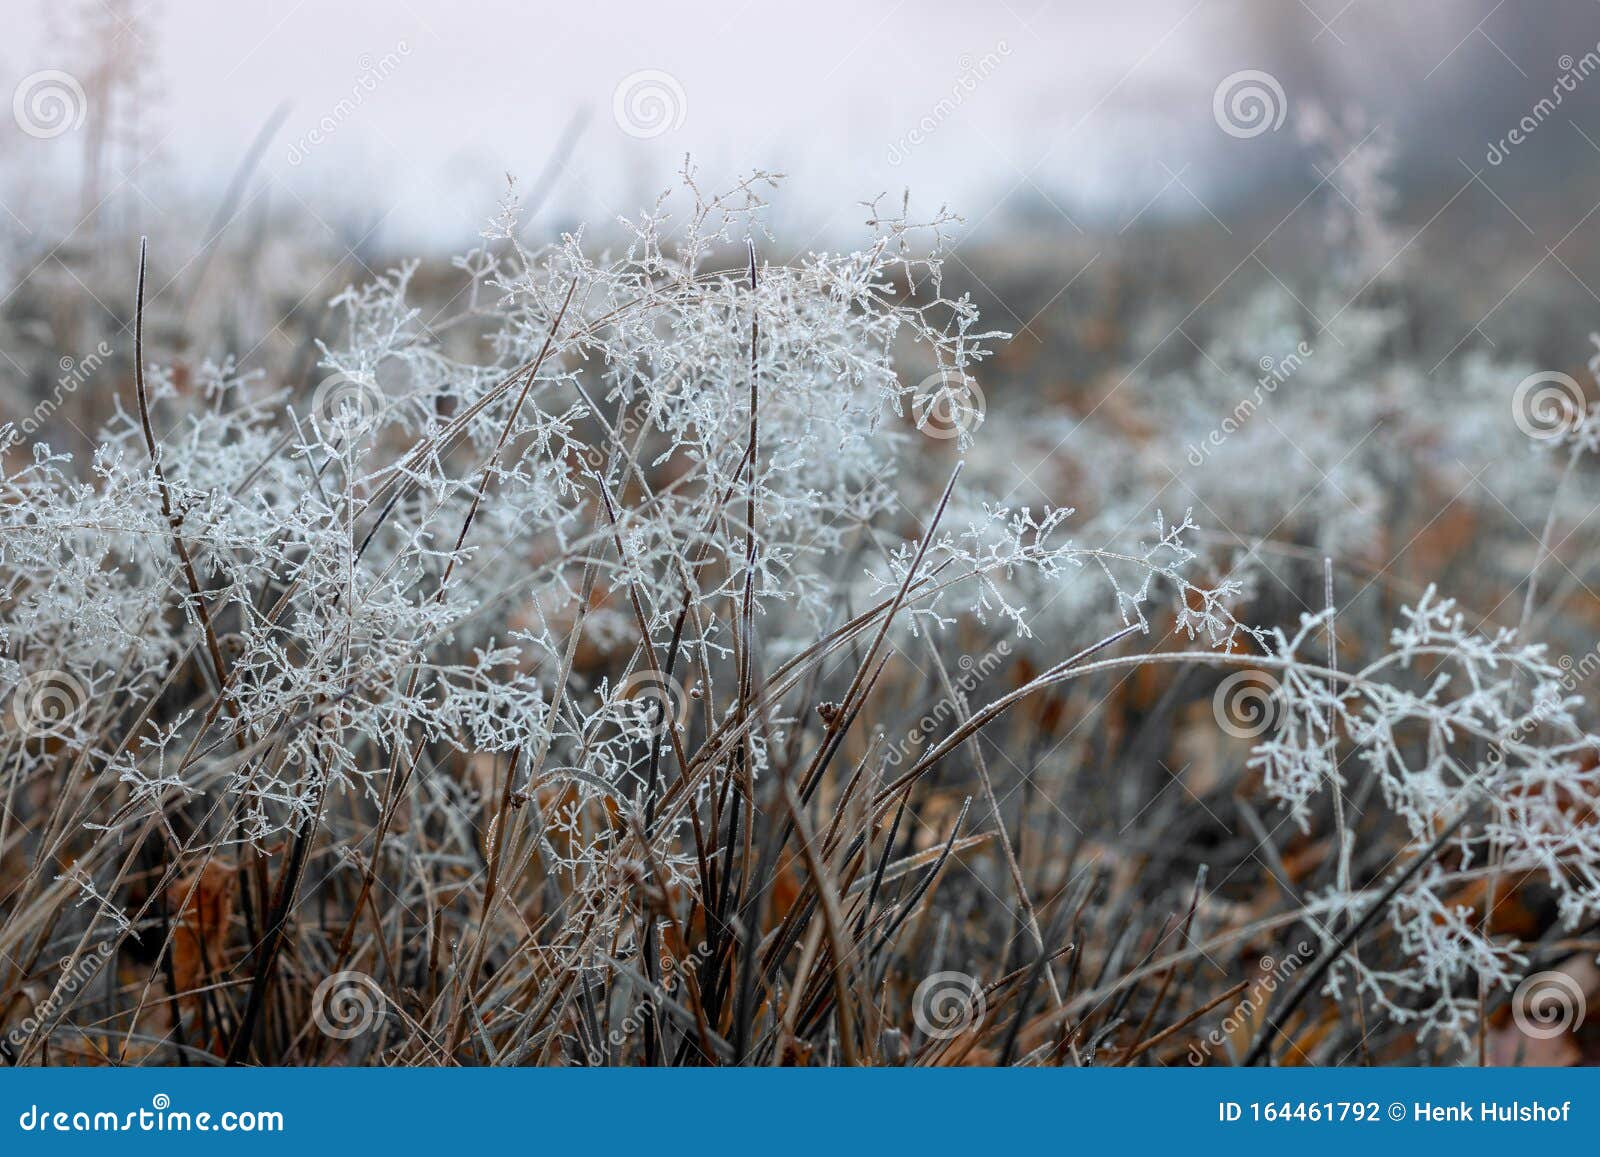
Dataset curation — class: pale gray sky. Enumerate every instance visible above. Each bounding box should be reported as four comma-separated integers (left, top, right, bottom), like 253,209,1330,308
3,1,1590,248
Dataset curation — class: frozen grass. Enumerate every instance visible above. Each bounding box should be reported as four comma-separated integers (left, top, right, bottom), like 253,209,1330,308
2,161,1599,1067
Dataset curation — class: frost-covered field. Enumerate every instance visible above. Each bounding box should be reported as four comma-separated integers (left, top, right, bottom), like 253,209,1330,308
6,7,1600,1068
3,154,1598,1067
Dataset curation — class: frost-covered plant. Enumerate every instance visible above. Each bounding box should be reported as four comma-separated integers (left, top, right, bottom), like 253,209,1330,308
2,161,1597,1067
0,168,1256,1065
1235,589,1600,1044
